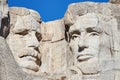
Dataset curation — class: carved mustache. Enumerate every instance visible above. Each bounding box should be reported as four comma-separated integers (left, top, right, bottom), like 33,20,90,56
18,48,41,60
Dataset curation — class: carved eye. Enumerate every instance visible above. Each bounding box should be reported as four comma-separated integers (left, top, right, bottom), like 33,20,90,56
71,34,80,40
15,30,29,36
35,32,42,41
90,32,99,36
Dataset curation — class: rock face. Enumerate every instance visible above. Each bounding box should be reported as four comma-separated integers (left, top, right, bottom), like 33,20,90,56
7,7,42,74
39,19,73,75
64,2,120,80
1,0,120,80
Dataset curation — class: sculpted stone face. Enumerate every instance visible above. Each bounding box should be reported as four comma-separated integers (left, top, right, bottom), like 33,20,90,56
69,13,117,74
7,7,42,73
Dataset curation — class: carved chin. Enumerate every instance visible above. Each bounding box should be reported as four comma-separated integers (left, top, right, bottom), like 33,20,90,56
17,57,39,72
76,58,100,75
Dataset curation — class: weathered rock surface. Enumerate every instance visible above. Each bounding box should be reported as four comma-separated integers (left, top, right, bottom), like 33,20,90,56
41,19,65,42
39,19,73,75
0,0,9,38
64,2,120,27
110,0,120,4
64,2,120,80
0,36,56,80
1,0,120,80
0,37,24,80
7,7,42,74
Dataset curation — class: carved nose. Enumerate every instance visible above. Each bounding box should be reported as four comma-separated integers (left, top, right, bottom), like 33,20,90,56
34,47,40,53
78,39,88,52
26,33,40,48
28,37,39,48
78,46,87,52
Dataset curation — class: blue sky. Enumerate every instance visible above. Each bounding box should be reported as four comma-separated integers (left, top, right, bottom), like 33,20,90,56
8,0,108,22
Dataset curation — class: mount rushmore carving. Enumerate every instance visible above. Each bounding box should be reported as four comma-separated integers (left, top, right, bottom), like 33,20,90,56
1,0,120,80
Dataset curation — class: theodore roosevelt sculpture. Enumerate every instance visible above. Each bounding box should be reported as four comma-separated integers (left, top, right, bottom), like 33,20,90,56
6,7,42,74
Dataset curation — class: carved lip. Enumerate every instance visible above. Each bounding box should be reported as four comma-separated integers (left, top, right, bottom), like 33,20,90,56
77,54,93,62
20,56,37,61
19,52,40,61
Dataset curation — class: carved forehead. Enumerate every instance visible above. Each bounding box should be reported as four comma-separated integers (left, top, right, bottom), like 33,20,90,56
12,15,41,33
10,7,41,33
69,13,99,32
69,13,117,34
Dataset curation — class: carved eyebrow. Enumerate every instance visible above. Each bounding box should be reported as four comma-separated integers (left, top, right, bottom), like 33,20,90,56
14,29,29,35
69,30,80,35
86,27,102,33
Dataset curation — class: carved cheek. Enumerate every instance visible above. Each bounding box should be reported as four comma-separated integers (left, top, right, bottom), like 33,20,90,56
69,38,80,52
87,36,100,50
99,34,111,50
